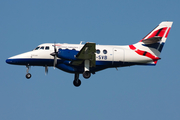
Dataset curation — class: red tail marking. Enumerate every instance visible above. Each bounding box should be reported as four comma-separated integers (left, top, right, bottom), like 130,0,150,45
158,27,168,37
129,45,160,64
146,29,159,39
165,27,171,38
139,39,143,42
139,29,159,42
139,27,168,42
129,45,136,50
135,49,145,56
145,52,160,63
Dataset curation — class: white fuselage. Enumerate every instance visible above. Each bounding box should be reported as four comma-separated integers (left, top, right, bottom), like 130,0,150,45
7,43,155,67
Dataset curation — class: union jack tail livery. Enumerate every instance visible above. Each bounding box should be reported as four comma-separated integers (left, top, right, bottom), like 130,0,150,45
129,21,173,65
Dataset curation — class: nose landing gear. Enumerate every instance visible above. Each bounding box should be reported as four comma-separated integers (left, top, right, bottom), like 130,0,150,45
26,65,32,79
26,73,32,79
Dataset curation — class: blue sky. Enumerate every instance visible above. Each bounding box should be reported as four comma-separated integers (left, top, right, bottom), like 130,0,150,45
1,0,180,120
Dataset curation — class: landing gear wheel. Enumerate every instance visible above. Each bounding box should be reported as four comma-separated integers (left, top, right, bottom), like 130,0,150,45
83,71,91,79
73,79,81,87
26,73,32,79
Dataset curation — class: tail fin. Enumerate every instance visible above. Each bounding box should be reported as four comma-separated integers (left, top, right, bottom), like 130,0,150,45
129,21,173,65
139,21,173,53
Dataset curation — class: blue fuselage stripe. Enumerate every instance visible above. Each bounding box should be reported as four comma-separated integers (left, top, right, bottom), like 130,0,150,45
6,58,154,73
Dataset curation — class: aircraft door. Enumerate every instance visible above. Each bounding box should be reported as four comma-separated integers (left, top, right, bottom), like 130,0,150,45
113,48,124,62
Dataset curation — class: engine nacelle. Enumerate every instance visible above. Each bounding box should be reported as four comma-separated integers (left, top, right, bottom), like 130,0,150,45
57,49,79,60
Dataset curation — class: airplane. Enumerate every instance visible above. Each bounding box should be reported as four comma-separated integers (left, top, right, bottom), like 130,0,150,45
6,21,173,87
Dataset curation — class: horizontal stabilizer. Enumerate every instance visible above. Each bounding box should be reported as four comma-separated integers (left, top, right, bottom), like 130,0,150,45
142,36,162,44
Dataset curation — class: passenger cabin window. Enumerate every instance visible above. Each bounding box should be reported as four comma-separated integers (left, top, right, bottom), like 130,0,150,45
40,46,44,50
34,46,40,50
103,50,107,54
45,46,49,50
96,49,100,54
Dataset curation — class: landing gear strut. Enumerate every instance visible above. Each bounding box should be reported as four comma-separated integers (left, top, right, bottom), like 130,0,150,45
83,60,91,79
73,73,81,87
26,65,32,79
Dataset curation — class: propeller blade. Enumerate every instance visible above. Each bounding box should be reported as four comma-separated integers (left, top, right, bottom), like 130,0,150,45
53,55,57,69
45,66,48,75
50,52,55,56
50,42,58,69
54,42,57,53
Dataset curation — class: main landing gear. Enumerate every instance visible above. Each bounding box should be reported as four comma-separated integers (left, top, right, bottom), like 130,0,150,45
26,66,32,79
83,71,91,79
25,65,91,87
73,60,92,87
73,72,92,87
73,73,81,87
83,60,91,79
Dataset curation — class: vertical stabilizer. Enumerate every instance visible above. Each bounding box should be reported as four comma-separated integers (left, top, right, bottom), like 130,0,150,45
129,21,173,65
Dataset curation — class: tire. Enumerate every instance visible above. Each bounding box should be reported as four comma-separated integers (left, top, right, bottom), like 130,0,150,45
83,71,91,79
26,73,31,79
73,79,81,87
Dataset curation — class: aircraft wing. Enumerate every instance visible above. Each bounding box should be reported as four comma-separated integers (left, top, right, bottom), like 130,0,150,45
71,42,96,67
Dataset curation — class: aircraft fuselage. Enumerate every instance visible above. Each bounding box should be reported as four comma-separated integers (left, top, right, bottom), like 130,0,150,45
6,21,173,87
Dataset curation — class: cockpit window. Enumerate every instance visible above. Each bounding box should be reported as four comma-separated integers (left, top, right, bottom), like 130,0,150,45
45,46,49,50
40,46,44,50
34,46,40,50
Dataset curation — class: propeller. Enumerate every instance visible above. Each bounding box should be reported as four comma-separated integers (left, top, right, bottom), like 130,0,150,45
50,43,58,69
45,65,48,75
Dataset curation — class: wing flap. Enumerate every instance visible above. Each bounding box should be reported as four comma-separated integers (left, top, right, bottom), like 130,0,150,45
71,60,83,66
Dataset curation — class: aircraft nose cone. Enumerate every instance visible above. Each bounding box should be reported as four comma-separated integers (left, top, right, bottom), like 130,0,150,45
6,59,13,64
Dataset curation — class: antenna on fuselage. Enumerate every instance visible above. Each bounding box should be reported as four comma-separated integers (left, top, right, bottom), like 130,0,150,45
80,41,85,45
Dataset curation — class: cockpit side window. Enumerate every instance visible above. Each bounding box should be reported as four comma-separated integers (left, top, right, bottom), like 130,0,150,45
40,46,44,50
45,46,49,50
34,46,40,50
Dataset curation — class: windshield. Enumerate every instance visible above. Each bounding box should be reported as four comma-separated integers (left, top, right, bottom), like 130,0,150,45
34,46,50,50
34,46,40,50
40,46,44,50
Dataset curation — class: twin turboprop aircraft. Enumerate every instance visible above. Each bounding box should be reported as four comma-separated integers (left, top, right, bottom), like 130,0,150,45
6,21,173,87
